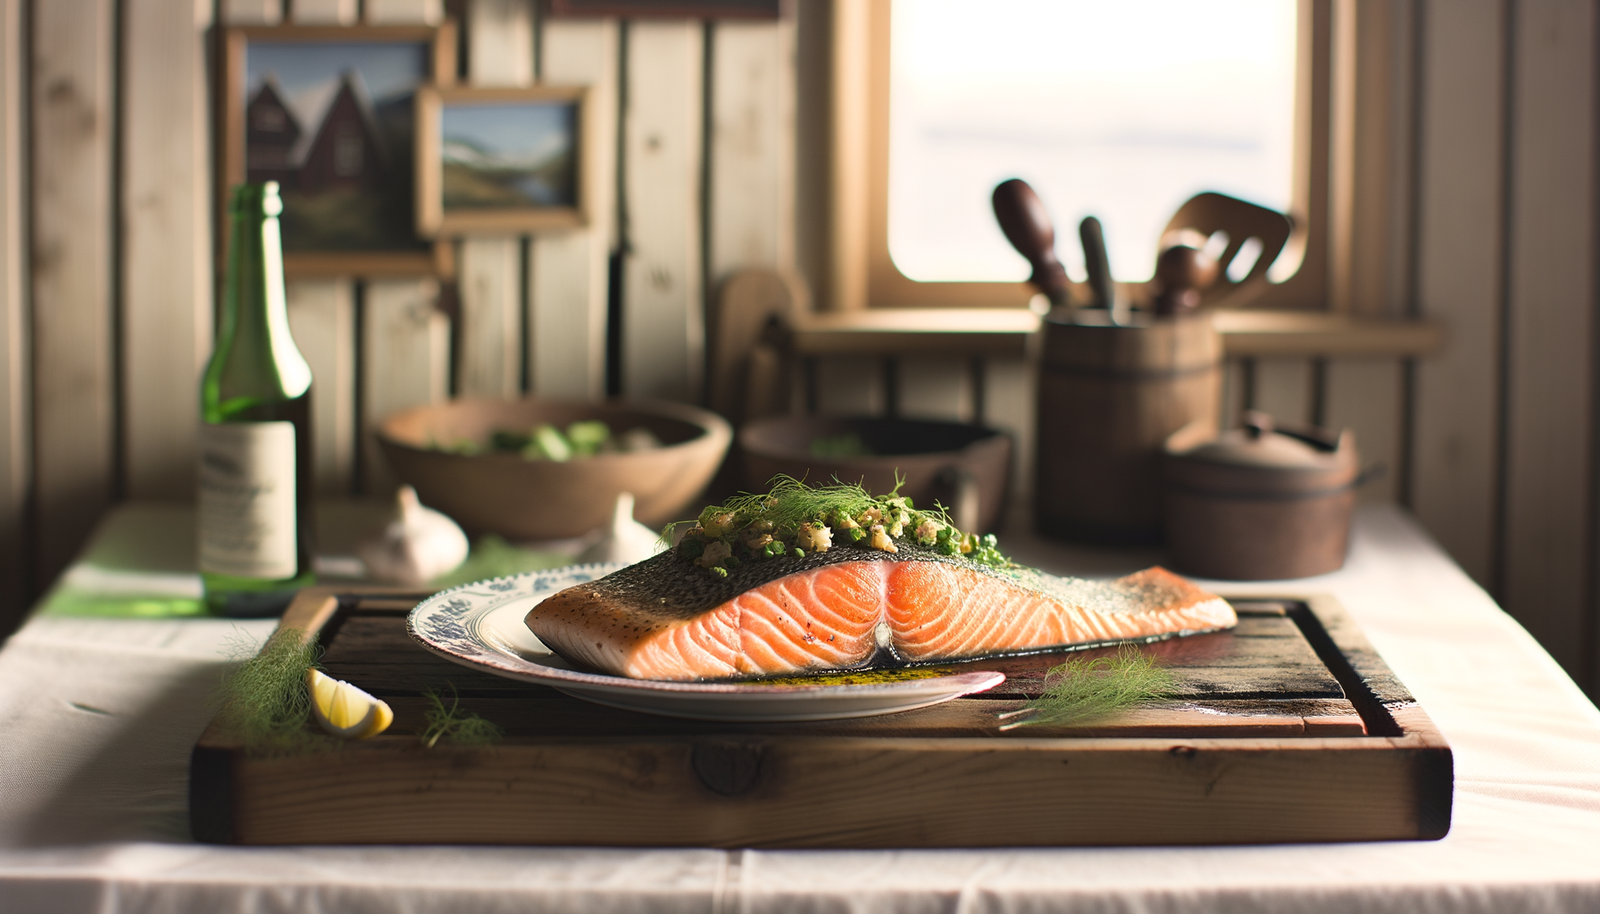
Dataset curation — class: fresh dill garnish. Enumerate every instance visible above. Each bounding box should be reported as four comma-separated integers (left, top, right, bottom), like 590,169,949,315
216,627,332,755
420,684,503,748
998,646,1175,730
699,475,897,537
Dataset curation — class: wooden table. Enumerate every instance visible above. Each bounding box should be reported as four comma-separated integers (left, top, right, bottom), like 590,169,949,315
0,503,1596,913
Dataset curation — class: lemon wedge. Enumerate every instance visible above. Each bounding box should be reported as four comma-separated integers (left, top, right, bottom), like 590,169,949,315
305,668,393,739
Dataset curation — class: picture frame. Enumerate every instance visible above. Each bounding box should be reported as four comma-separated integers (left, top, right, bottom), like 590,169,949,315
414,85,592,238
220,25,457,278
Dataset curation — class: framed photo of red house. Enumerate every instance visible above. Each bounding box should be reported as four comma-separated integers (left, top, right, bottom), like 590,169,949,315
220,25,457,278
414,85,592,238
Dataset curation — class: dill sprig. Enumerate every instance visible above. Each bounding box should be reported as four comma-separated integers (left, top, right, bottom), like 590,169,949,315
420,684,503,748
217,627,331,755
998,646,1175,730
699,475,902,540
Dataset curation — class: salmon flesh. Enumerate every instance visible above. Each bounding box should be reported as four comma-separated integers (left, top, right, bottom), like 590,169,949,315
526,543,1236,681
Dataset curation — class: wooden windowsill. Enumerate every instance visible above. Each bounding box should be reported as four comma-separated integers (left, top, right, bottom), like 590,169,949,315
791,309,1443,359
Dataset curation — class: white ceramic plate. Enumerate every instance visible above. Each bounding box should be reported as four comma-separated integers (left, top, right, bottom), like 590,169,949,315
405,564,1005,722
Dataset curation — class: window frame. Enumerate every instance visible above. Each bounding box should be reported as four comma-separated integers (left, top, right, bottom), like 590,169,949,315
825,0,1337,313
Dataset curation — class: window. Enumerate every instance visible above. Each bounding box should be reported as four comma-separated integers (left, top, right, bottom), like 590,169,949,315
888,0,1297,284
824,0,1336,312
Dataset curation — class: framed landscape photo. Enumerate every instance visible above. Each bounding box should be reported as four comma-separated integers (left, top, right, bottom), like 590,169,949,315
221,25,456,277
415,85,591,237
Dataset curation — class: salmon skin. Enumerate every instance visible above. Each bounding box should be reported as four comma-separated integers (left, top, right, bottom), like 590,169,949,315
526,542,1236,681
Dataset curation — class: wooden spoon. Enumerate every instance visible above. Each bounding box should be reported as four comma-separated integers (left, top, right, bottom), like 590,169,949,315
991,179,1072,314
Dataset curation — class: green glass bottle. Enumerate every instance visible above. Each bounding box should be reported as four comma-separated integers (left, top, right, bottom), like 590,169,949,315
198,182,315,616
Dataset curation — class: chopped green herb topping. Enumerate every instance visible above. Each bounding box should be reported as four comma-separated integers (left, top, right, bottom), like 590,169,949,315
667,476,1013,576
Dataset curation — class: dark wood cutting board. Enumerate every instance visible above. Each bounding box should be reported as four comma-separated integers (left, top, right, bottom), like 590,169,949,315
190,586,1451,847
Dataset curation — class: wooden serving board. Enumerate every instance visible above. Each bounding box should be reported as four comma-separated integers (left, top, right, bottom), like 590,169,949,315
190,587,1452,847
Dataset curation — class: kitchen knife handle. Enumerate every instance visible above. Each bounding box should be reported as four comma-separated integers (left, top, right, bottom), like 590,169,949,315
1079,216,1114,318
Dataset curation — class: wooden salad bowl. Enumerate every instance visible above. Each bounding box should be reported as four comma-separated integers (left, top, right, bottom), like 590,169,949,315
377,397,732,540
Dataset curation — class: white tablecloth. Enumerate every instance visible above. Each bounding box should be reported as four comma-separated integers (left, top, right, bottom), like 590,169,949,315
1,504,1597,913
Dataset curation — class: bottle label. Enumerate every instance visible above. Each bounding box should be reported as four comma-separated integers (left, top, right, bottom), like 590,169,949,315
198,421,297,579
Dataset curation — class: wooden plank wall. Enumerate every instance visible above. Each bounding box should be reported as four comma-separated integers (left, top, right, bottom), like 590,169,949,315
1497,0,1595,682
123,0,213,502
1408,0,1599,693
531,16,615,399
621,21,704,402
31,0,118,597
0,0,28,626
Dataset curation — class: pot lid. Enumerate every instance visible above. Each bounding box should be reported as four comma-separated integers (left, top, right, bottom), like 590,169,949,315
1164,412,1358,495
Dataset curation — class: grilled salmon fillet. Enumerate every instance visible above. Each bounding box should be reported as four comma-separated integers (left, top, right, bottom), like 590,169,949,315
526,544,1235,681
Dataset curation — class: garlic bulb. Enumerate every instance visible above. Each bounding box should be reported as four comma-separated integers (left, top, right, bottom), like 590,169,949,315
576,492,665,566
359,486,470,585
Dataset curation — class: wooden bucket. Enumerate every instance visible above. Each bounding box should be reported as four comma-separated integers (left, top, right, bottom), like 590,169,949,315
1034,311,1221,543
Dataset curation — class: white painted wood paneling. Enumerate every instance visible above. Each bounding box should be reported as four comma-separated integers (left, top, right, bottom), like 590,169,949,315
1500,0,1595,673
457,236,522,398
291,0,357,25
363,0,442,25
531,18,618,399
1323,359,1401,504
0,0,29,623
458,0,534,400
31,0,117,584
363,279,449,494
1252,358,1314,425
707,18,795,283
621,21,703,402
122,0,213,500
1411,0,1505,586
529,231,606,398
468,0,535,85
220,0,281,25
287,280,355,495
898,356,970,422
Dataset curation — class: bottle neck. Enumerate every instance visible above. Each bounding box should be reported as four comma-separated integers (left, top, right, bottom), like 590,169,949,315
219,197,310,400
